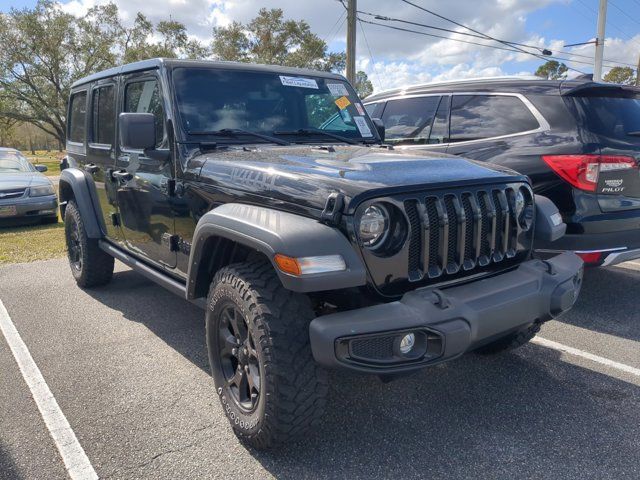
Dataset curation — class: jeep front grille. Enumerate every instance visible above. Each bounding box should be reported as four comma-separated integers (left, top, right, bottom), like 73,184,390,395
403,186,526,282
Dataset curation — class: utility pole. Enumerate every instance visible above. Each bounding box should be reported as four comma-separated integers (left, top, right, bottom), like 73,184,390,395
593,0,608,82
346,0,357,84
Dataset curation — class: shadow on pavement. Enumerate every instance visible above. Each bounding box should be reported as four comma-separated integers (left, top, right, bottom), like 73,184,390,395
0,441,23,480
554,265,640,342
85,268,640,479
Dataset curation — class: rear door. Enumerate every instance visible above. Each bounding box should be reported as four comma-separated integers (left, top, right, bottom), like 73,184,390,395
87,80,122,241
566,90,640,210
115,71,176,268
446,93,544,161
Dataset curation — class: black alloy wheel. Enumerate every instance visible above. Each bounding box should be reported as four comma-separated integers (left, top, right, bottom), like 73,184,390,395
217,304,261,412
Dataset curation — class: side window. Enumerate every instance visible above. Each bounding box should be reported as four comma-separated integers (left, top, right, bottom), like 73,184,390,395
365,102,385,119
449,95,540,143
68,91,87,144
381,96,441,145
91,85,115,145
124,79,165,148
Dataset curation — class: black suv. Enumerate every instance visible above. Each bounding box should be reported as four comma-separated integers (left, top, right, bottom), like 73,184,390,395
364,78,640,266
60,60,582,449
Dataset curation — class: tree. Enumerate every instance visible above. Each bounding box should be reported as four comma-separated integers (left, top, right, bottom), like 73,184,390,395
0,2,207,145
535,60,568,80
603,66,637,85
212,8,345,72
0,1,121,144
354,71,373,98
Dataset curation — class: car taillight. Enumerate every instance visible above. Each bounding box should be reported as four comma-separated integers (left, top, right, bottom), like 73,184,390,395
575,251,602,264
542,155,637,192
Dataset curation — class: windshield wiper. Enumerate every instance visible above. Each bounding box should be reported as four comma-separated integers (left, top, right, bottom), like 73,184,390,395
273,128,359,145
626,131,640,137
188,128,290,146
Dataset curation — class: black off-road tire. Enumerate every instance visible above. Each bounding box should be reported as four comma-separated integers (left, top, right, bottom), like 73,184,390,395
64,201,114,288
206,260,328,449
474,321,541,355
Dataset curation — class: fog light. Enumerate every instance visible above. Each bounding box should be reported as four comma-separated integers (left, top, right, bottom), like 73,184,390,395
399,333,415,354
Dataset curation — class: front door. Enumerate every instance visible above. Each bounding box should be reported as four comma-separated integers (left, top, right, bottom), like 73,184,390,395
115,72,176,268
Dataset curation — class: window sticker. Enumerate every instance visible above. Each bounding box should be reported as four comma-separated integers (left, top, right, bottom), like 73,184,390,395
327,83,350,97
355,103,366,116
334,96,352,110
353,116,373,137
279,75,319,89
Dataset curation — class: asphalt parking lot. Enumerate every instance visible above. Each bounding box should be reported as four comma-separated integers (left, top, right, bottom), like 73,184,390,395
1,258,639,480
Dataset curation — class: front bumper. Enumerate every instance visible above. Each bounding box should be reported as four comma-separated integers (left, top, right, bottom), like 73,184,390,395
0,195,58,220
310,252,583,374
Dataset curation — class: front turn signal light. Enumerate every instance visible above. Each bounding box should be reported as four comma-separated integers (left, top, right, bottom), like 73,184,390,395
274,254,346,276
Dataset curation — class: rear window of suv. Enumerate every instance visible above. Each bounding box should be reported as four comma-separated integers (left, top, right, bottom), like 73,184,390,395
450,95,540,143
570,94,640,140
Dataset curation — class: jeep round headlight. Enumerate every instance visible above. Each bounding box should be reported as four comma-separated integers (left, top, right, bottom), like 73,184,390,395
516,187,534,230
358,204,389,248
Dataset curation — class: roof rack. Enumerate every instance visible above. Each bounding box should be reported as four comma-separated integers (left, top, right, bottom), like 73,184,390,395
371,75,543,96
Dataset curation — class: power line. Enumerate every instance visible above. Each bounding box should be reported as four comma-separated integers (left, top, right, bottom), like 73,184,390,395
358,18,634,72
609,0,640,27
398,0,586,74
575,0,635,39
356,8,636,68
357,17,387,91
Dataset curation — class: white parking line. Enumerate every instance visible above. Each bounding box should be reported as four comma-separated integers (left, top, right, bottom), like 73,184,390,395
0,299,97,480
532,336,640,378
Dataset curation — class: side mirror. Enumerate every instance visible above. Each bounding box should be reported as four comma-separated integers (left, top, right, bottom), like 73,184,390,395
119,113,156,151
35,164,48,173
372,118,385,142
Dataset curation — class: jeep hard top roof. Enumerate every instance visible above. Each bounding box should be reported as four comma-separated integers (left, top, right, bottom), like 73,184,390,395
71,58,346,89
364,76,640,103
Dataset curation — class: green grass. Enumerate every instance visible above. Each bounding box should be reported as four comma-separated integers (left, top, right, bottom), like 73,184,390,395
0,214,66,265
23,150,63,177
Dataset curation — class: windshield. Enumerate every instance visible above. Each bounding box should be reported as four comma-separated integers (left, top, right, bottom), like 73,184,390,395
0,152,34,173
571,94,640,140
171,67,377,143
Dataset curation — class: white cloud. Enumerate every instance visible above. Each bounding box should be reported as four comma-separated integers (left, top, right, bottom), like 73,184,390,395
54,0,640,93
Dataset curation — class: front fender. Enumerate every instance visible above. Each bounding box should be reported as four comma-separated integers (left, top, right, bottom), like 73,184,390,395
187,203,367,298
59,168,104,238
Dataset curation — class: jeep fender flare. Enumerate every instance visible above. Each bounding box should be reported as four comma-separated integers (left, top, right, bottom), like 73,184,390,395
58,168,105,238
187,203,367,298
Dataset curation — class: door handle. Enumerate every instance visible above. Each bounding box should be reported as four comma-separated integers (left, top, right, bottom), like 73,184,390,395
84,163,100,174
111,170,133,182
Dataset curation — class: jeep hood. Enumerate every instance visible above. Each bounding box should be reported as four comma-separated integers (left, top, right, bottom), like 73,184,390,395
194,145,526,213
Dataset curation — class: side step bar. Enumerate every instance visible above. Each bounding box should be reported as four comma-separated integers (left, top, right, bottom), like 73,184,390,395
99,240,206,309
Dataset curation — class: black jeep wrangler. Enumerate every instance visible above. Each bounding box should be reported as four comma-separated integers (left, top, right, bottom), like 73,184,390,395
60,59,583,449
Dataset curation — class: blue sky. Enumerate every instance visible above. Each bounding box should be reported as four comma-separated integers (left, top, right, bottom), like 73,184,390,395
1,0,638,90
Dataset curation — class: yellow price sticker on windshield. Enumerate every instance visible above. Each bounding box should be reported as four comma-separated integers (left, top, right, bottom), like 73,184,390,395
334,96,351,110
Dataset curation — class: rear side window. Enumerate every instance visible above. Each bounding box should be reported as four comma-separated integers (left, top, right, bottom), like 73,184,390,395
381,96,441,144
124,79,165,148
571,95,640,140
450,95,540,143
68,91,87,144
92,85,115,145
